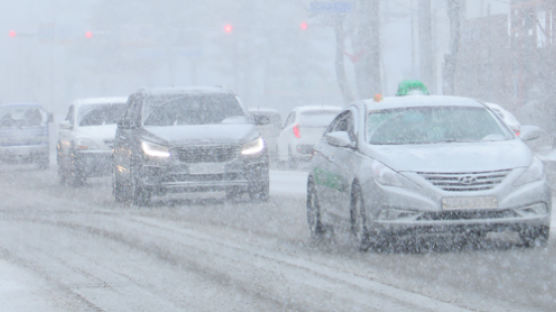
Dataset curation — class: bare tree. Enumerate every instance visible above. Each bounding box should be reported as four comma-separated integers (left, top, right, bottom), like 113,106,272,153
444,0,465,95
418,0,435,92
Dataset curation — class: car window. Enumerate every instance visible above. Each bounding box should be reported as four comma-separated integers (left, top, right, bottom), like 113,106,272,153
284,112,295,128
142,94,245,126
0,106,45,128
367,106,514,145
77,103,127,127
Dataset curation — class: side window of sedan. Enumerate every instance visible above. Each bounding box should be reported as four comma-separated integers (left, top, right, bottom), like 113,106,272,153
327,111,356,142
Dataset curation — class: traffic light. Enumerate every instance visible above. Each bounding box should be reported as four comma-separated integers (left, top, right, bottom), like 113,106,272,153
300,22,308,31
224,24,233,34
8,30,16,38
85,31,93,39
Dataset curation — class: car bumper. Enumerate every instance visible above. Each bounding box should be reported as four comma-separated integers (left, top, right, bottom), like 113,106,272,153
363,178,552,238
75,150,112,176
138,156,269,194
0,144,48,161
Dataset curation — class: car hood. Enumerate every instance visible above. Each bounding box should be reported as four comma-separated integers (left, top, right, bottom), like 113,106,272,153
144,124,258,146
365,140,532,173
75,125,117,140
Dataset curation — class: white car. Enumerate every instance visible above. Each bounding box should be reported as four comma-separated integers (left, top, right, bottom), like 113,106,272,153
277,106,341,167
307,95,551,250
57,97,128,185
249,108,282,162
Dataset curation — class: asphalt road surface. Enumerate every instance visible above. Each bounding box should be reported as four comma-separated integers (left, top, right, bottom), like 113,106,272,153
0,165,554,311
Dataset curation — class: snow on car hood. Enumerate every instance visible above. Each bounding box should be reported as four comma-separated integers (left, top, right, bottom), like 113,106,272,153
75,125,118,141
366,139,532,173
145,124,258,146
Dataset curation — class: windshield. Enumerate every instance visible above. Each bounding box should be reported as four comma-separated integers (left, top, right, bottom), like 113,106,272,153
367,106,514,145
77,103,127,127
0,106,45,128
143,94,245,126
299,111,339,127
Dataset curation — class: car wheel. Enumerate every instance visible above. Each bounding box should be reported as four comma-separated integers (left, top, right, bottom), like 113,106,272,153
37,155,49,170
57,153,67,184
68,152,85,186
520,225,549,248
306,177,325,240
131,174,151,206
350,183,370,251
249,179,269,202
287,147,298,170
112,169,128,202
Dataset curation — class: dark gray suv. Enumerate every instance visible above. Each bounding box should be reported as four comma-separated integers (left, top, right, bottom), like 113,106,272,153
112,87,269,205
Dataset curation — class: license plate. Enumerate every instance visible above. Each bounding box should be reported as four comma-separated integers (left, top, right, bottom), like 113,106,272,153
188,163,226,175
442,196,498,211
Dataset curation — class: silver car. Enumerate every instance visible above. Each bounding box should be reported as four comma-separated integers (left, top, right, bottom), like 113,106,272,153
307,95,551,250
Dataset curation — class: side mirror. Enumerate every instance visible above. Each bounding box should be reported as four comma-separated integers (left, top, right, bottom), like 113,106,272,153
59,121,72,130
325,131,355,148
520,125,542,142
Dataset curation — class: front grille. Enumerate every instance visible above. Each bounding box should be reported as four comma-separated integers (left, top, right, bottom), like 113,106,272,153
174,146,238,163
418,209,517,221
162,173,241,183
418,169,511,192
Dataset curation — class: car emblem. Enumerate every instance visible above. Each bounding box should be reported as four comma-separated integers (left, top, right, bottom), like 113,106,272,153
458,175,477,185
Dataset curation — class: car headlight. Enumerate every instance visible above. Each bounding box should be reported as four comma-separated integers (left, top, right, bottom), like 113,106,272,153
141,141,170,158
372,161,404,187
75,138,98,150
241,137,265,156
514,158,544,187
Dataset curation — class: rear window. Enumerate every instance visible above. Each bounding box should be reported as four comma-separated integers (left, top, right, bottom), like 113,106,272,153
0,106,46,128
78,103,127,127
143,94,246,126
298,111,339,127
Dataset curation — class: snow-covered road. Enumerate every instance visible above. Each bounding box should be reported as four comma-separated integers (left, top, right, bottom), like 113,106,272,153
0,166,554,311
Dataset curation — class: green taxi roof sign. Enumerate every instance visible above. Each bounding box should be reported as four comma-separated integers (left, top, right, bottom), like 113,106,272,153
396,80,429,96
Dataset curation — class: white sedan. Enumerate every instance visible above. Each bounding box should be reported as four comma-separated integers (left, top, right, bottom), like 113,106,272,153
277,106,341,168
57,97,128,185
307,95,551,250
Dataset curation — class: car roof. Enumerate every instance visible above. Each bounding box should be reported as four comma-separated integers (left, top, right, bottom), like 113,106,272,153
292,105,342,113
0,102,44,109
248,108,279,114
363,95,484,111
137,86,234,97
73,97,128,107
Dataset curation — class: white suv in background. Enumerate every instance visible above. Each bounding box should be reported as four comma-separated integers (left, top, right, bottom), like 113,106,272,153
277,106,341,168
57,97,128,185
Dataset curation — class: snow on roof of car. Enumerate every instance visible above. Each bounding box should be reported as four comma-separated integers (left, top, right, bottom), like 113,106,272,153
248,108,280,114
0,102,43,108
292,105,342,113
364,95,484,111
73,97,128,107
138,86,234,97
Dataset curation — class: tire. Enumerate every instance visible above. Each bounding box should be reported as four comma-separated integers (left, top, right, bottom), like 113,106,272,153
249,179,269,202
306,177,325,240
350,183,370,251
36,154,49,170
520,225,549,248
131,174,151,206
112,169,128,202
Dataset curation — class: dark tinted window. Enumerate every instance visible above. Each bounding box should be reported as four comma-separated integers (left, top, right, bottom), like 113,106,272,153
143,94,245,126
78,103,127,126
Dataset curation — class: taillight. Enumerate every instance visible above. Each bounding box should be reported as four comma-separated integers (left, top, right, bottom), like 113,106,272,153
514,129,520,136
293,124,301,138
